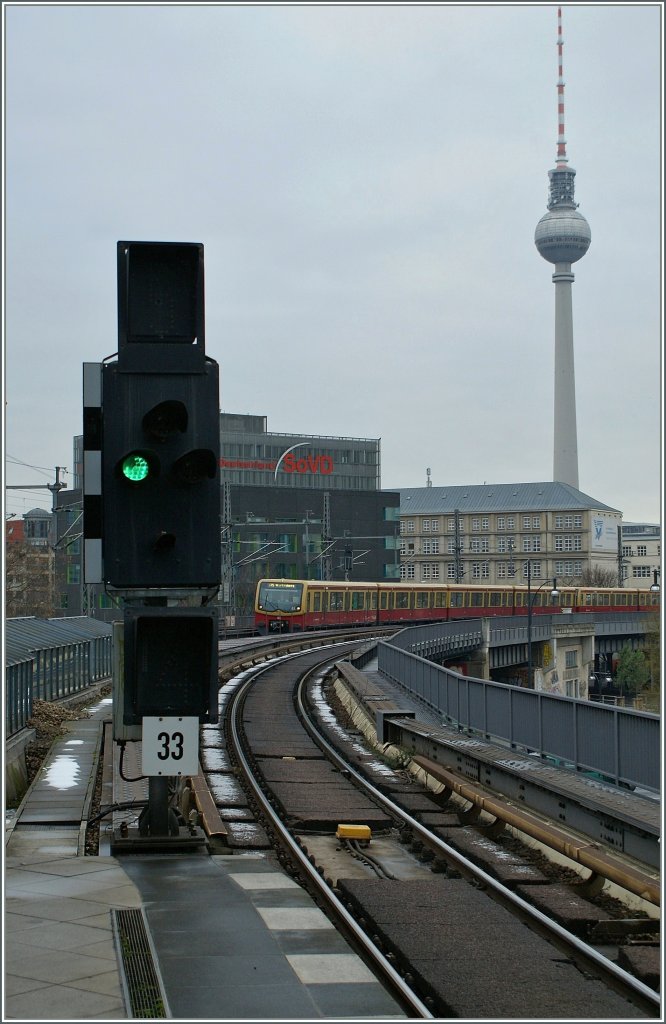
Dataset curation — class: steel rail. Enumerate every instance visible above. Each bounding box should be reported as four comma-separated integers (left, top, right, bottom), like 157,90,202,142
411,753,660,906
226,645,435,1019
297,665,661,1016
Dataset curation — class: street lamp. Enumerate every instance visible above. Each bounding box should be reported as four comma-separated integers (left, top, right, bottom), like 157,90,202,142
650,568,660,592
526,560,559,689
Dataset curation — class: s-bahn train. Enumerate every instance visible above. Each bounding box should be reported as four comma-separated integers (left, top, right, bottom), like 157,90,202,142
255,578,660,634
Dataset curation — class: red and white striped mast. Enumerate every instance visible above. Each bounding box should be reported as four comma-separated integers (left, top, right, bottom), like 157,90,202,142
556,6,568,168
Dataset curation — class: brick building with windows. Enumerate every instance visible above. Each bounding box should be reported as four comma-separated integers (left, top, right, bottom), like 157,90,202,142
399,482,622,586
5,508,56,617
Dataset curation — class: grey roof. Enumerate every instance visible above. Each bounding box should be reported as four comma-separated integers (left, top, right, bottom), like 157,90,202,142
5,616,112,663
400,482,621,515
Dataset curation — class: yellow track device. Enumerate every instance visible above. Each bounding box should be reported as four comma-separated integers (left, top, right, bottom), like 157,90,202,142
336,824,372,842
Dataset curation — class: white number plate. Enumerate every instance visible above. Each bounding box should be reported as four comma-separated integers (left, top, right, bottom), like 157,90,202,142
141,717,199,776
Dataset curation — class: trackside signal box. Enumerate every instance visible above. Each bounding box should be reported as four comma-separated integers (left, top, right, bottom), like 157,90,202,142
122,606,219,725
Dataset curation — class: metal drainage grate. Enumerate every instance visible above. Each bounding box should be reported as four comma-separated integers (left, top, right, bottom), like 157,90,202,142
13,824,79,830
111,908,169,1018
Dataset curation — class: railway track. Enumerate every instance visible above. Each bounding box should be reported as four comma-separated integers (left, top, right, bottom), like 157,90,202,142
196,639,660,1019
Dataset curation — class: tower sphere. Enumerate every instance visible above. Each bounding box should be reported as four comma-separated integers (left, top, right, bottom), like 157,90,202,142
534,204,591,265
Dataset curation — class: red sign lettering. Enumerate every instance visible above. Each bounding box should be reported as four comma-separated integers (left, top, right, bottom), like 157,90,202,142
283,453,334,475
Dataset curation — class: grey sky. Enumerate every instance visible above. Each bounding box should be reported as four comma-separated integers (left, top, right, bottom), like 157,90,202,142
3,3,662,523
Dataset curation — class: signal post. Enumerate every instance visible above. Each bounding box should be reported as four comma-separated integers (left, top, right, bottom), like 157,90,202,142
84,241,221,847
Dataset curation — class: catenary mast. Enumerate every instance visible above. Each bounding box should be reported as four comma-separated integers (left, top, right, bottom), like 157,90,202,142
534,6,591,489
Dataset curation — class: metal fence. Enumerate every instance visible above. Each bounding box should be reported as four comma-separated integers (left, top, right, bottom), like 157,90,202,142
378,621,660,792
5,617,113,737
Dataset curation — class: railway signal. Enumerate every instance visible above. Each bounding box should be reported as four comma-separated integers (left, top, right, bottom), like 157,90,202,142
122,607,219,725
100,241,221,590
85,241,223,841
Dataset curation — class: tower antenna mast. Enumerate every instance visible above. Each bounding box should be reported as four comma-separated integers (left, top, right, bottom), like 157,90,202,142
555,5,568,169
534,5,591,489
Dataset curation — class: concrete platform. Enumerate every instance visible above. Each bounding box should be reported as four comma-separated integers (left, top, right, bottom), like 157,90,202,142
4,694,406,1020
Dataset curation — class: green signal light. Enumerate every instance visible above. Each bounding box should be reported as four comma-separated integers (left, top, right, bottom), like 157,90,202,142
122,454,150,482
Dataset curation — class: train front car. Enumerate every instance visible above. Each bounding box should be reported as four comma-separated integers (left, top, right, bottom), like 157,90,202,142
255,579,306,633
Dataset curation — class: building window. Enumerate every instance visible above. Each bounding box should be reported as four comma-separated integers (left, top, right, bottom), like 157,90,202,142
422,519,430,532
637,545,647,557
471,518,480,531
422,539,439,555
421,563,440,580
448,518,456,532
25,518,51,539
430,520,440,533
66,564,81,585
521,516,541,530
447,563,457,579
522,561,541,579
633,566,652,578
405,520,415,533
472,561,489,579
554,514,581,530
400,563,416,580
522,537,541,552
555,560,583,576
555,535,582,552
565,650,578,669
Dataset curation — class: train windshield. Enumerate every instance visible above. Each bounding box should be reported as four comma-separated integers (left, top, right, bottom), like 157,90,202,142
257,581,304,613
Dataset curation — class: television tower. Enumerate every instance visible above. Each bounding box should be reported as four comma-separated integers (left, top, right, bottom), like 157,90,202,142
534,6,590,489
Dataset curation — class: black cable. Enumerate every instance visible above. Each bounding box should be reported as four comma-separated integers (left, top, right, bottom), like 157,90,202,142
118,740,148,782
88,800,148,825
